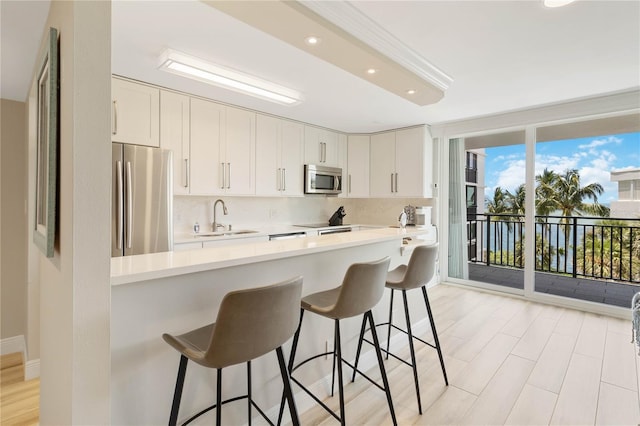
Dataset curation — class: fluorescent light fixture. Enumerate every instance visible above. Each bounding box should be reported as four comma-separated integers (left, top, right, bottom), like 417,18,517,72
544,0,577,7
158,49,302,105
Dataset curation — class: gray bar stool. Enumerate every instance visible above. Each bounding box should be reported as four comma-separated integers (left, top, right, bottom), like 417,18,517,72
163,276,303,426
352,244,448,414
279,257,397,426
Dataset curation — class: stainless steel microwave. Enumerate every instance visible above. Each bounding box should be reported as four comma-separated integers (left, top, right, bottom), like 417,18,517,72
304,164,342,195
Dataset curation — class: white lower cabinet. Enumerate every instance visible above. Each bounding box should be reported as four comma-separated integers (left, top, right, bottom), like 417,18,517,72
202,235,269,248
256,114,304,196
173,241,203,251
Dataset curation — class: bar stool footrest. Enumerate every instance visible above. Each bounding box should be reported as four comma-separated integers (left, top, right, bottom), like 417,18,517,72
182,395,275,426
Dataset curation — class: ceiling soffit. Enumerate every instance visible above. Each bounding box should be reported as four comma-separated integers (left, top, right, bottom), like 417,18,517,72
204,0,451,107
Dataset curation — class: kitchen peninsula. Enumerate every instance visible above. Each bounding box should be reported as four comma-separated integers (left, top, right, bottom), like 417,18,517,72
110,226,436,424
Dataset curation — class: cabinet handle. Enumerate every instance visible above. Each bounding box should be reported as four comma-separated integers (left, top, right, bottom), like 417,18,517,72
183,159,189,188
282,168,286,191
319,143,323,163
349,174,352,194
322,142,326,162
112,100,117,135
220,162,225,189
277,168,281,191
395,172,398,192
226,163,231,189
390,173,394,192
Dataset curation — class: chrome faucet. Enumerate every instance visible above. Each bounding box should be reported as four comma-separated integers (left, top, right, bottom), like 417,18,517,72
212,199,228,231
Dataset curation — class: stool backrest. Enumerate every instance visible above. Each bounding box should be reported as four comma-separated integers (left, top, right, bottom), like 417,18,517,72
402,244,438,290
206,276,303,368
331,257,390,319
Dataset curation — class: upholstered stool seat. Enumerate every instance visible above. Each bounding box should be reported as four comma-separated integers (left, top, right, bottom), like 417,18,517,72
163,276,303,426
353,244,448,415
279,257,397,426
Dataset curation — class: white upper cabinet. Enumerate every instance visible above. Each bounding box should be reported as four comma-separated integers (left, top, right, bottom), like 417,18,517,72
256,114,304,196
224,107,256,195
189,98,225,195
304,126,338,166
346,135,370,198
160,90,190,195
370,131,396,197
370,125,433,198
190,100,256,196
111,77,159,147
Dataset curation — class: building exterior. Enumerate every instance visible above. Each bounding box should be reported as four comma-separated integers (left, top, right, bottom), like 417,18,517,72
610,168,640,219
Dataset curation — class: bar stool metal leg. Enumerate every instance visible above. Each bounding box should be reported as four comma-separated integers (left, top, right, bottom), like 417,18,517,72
216,368,222,426
350,315,368,383
169,355,189,426
423,286,448,385
335,319,346,425
401,290,422,414
276,346,300,426
385,289,395,359
247,361,252,426
367,310,397,426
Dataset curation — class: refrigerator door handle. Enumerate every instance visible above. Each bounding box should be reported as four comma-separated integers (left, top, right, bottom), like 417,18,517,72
125,161,133,249
116,160,123,250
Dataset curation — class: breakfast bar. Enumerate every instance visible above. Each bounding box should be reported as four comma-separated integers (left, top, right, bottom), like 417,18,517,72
111,227,436,425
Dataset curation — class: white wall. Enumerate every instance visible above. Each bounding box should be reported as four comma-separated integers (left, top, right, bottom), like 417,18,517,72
29,2,112,424
173,196,436,233
1,99,28,341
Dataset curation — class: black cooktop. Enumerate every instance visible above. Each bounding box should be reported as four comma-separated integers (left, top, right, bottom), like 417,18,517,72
294,223,351,228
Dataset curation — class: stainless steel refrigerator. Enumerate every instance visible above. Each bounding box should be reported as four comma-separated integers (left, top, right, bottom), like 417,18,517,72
112,143,173,257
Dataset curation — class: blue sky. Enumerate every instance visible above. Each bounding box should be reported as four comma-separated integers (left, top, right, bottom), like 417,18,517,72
484,132,640,205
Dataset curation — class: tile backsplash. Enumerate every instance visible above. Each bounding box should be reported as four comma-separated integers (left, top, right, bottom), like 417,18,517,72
174,195,435,233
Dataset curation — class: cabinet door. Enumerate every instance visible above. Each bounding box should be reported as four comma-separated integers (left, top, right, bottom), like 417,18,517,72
347,135,370,198
320,129,339,166
395,126,426,197
337,133,348,198
369,131,395,197
280,120,304,196
224,107,255,195
304,126,322,164
255,114,280,196
160,91,190,195
112,78,159,147
190,98,224,195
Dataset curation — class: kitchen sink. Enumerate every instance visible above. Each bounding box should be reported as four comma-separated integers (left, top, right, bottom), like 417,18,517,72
194,230,259,237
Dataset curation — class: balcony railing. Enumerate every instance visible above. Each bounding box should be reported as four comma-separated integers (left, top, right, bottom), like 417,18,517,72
467,213,640,284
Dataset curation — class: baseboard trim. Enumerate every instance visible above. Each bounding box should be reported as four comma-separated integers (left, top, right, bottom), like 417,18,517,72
25,359,40,380
0,335,26,358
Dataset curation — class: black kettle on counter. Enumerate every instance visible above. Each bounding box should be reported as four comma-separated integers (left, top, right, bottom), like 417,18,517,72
328,206,346,226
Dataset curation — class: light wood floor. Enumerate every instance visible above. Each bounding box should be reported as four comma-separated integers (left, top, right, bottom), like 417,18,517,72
297,284,640,425
1,284,639,425
1,352,39,425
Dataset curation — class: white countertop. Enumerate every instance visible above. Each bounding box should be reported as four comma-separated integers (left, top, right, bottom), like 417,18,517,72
111,226,433,286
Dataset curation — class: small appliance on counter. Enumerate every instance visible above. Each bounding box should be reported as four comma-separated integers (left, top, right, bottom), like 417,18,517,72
415,206,432,228
328,206,346,226
404,205,416,226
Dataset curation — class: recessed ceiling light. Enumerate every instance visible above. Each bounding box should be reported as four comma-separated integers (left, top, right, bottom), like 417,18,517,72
366,68,377,75
406,89,416,95
305,36,321,45
543,0,577,7
158,49,302,105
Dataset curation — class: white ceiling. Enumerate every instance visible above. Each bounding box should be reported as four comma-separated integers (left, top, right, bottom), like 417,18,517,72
2,1,639,133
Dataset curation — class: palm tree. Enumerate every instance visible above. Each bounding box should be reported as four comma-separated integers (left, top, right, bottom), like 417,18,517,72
554,169,610,244
486,187,509,255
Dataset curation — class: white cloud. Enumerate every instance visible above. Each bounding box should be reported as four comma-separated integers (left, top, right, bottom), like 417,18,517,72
578,136,622,151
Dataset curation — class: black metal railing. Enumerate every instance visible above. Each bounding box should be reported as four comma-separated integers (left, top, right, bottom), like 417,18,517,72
467,213,640,284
